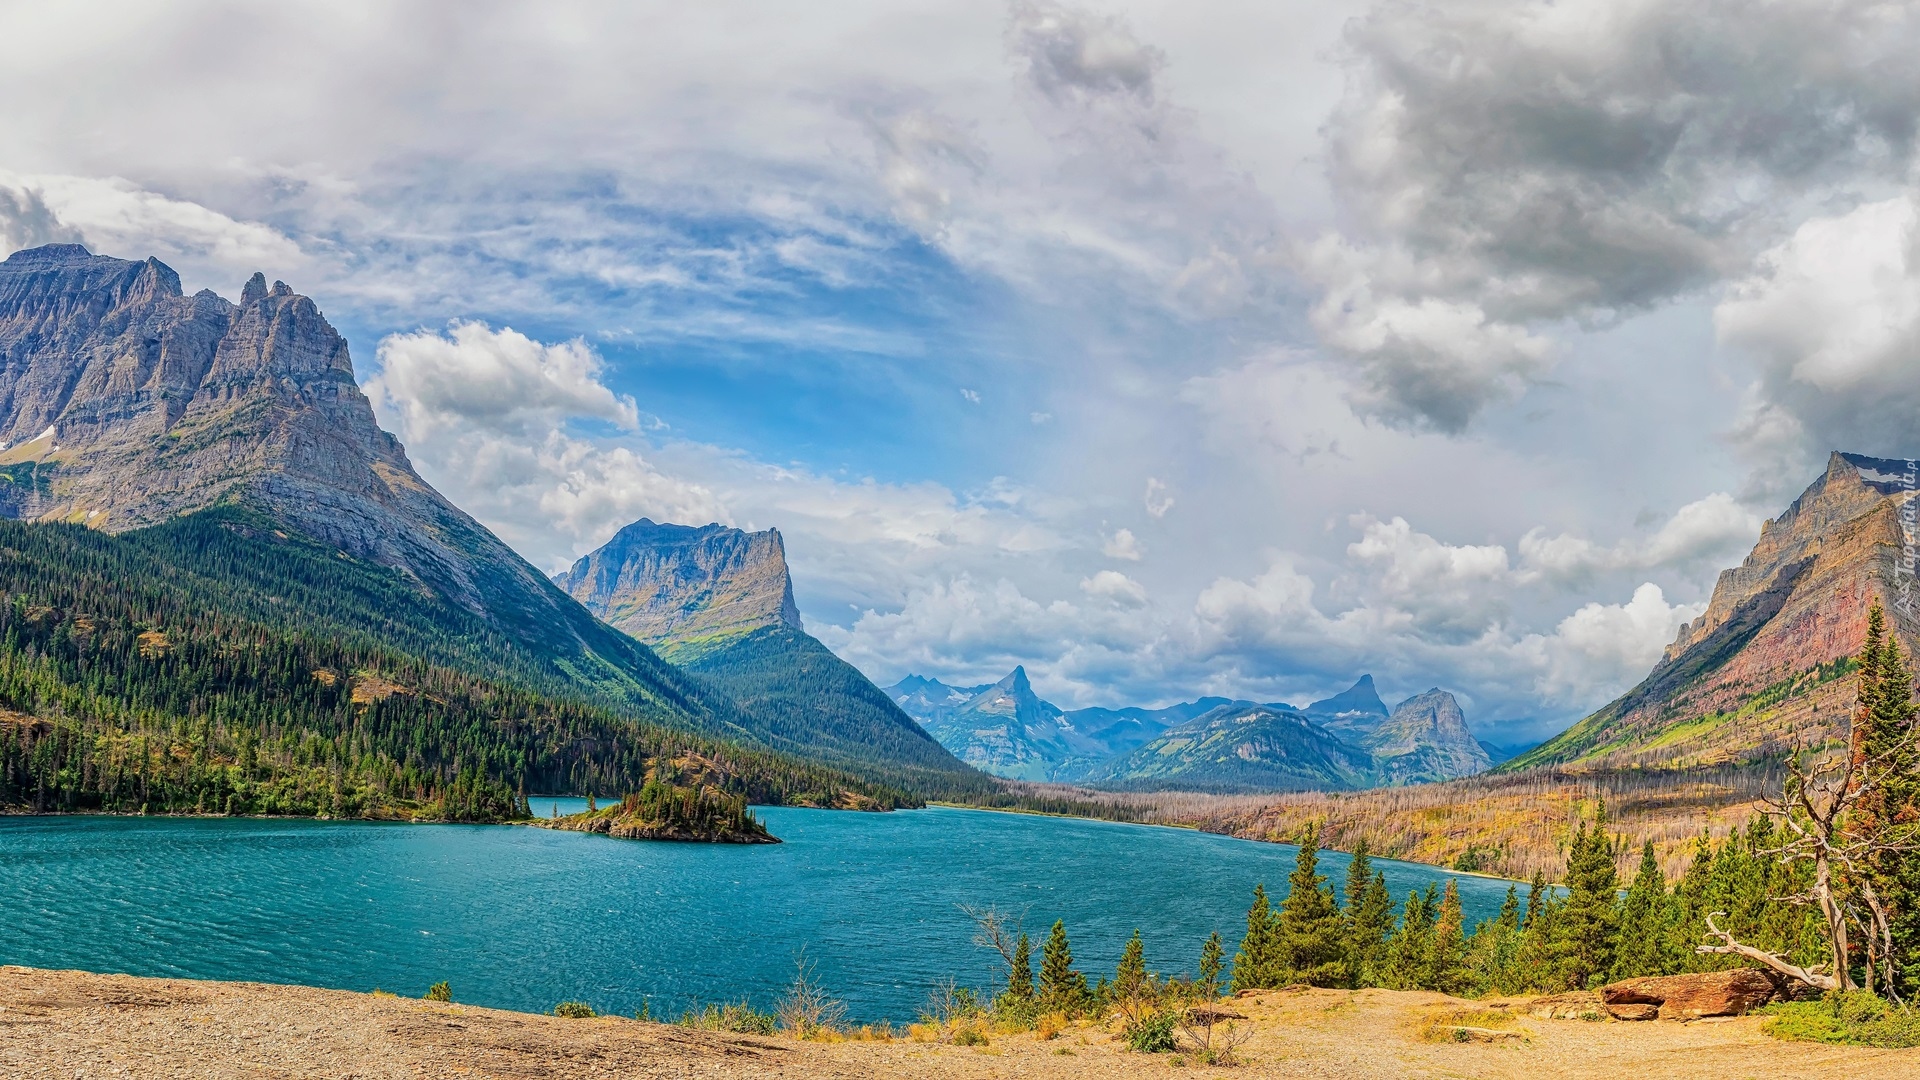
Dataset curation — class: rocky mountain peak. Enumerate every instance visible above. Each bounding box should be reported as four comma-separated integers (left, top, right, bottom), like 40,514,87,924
1364,688,1492,784
0,244,621,649
1515,449,1920,771
555,518,803,654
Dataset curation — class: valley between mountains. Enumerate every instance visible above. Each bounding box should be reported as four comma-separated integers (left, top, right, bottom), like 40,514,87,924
0,241,1914,886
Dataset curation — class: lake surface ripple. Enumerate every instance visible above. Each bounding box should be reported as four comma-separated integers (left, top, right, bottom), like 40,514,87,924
0,805,1514,1022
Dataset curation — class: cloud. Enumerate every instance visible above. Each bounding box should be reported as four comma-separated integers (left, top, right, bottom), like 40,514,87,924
1080,569,1148,607
1143,477,1173,518
1518,493,1762,582
371,322,639,440
1102,527,1143,561
1715,194,1920,457
0,182,84,254
1310,0,1920,429
961,388,982,404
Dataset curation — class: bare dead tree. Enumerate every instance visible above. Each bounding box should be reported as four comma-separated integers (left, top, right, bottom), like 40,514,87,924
1697,726,1920,999
960,904,1026,982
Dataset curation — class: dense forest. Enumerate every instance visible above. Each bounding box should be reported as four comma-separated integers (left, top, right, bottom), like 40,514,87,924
0,509,911,819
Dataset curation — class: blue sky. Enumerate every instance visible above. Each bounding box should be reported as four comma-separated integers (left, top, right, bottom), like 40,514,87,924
5,0,1920,744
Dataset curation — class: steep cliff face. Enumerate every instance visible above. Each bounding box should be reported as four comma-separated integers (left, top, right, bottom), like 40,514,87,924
909,666,1081,781
0,244,779,735
1302,675,1391,740
1363,689,1492,784
553,519,801,657
561,517,974,783
0,245,590,632
1513,452,1919,770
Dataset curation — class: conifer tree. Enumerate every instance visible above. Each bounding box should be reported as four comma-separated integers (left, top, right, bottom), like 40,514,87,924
1230,884,1282,992
1348,868,1394,988
1857,602,1920,998
1040,920,1086,1008
1498,884,1521,930
1553,816,1619,989
1198,931,1224,999
1278,826,1349,986
1007,932,1034,1000
1428,879,1467,994
1523,870,1547,928
1380,887,1435,990
1114,929,1149,1002
1612,840,1673,980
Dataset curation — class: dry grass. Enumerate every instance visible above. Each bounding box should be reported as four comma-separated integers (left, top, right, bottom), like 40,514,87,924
1002,766,1773,880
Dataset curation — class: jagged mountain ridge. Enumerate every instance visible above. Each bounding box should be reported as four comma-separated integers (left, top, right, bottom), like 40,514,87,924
1510,451,1920,771
560,517,975,784
888,670,1490,790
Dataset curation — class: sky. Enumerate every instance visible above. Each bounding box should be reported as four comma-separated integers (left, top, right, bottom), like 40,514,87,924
4,0,1920,745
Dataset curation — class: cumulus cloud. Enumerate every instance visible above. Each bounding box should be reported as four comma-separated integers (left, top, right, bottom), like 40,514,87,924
1102,527,1143,561
1080,569,1148,607
1518,493,1762,582
372,323,640,439
0,182,84,254
1716,194,1920,457
1143,477,1173,518
1312,0,1920,429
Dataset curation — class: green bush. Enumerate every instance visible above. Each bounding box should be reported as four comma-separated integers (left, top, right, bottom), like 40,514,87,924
1123,1010,1180,1053
552,1001,597,1019
424,981,451,1003
677,1001,777,1035
1763,992,1920,1048
951,1023,989,1046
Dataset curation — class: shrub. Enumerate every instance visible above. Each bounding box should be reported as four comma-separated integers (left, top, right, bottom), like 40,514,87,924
424,981,451,1003
677,1001,776,1035
1123,1009,1180,1053
1763,992,1920,1048
775,954,847,1039
552,1001,597,1019
951,1022,989,1046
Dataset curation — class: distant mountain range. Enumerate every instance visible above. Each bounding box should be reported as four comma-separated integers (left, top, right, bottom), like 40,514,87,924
1510,451,1920,772
884,670,1494,792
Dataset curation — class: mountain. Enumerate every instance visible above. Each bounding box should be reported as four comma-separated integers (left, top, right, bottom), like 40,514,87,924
1510,452,1917,771
0,244,910,816
557,518,976,787
899,666,1081,781
1077,703,1377,793
1302,675,1391,739
882,669,1236,781
1361,688,1492,784
0,244,726,719
552,519,800,661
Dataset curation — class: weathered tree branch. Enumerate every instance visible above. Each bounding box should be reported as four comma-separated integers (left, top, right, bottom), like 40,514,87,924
1696,912,1835,992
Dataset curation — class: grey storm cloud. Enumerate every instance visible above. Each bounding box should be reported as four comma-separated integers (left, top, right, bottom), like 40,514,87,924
1315,0,1920,431
0,184,84,254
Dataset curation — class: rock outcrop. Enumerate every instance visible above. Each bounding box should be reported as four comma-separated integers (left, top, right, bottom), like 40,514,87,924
553,519,801,658
0,245,595,639
1363,689,1493,784
1078,703,1378,793
1513,452,1920,771
1302,675,1391,740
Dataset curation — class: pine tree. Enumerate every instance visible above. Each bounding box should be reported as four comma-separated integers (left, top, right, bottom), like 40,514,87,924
1230,884,1282,992
1857,602,1920,998
1198,931,1224,999
1380,887,1435,990
1114,929,1149,1002
1498,884,1521,930
1040,920,1086,1008
1524,869,1547,928
1349,869,1394,988
1278,826,1349,987
1428,879,1467,994
1612,840,1672,980
1554,817,1619,989
1007,932,1034,1000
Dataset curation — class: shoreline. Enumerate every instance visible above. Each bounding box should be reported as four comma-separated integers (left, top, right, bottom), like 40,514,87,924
3,964,1902,1079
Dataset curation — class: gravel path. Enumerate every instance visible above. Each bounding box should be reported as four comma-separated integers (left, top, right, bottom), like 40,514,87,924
2,966,1913,1079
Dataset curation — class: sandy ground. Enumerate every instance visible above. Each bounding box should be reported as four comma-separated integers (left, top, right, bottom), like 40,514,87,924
3,966,1916,1080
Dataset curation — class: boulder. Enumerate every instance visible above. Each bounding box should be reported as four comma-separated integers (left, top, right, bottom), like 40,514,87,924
1605,1003,1660,1021
1528,992,1605,1020
1600,969,1778,1020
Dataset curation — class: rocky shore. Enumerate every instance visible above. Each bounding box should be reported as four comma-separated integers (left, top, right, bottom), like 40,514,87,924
3,966,1908,1079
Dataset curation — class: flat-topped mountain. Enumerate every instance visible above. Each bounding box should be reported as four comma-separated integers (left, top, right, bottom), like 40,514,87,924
553,519,801,658
1079,703,1376,793
562,517,974,786
1511,451,1918,770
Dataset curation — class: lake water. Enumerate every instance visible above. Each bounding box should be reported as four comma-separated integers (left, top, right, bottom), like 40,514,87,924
0,805,1515,1022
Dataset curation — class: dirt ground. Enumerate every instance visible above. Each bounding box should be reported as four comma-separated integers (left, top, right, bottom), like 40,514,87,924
2,966,1915,1080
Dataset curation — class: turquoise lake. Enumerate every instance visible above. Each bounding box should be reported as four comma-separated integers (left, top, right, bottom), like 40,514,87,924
0,805,1516,1022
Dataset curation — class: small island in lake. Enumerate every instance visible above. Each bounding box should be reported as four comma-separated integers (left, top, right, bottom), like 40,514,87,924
536,780,779,844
